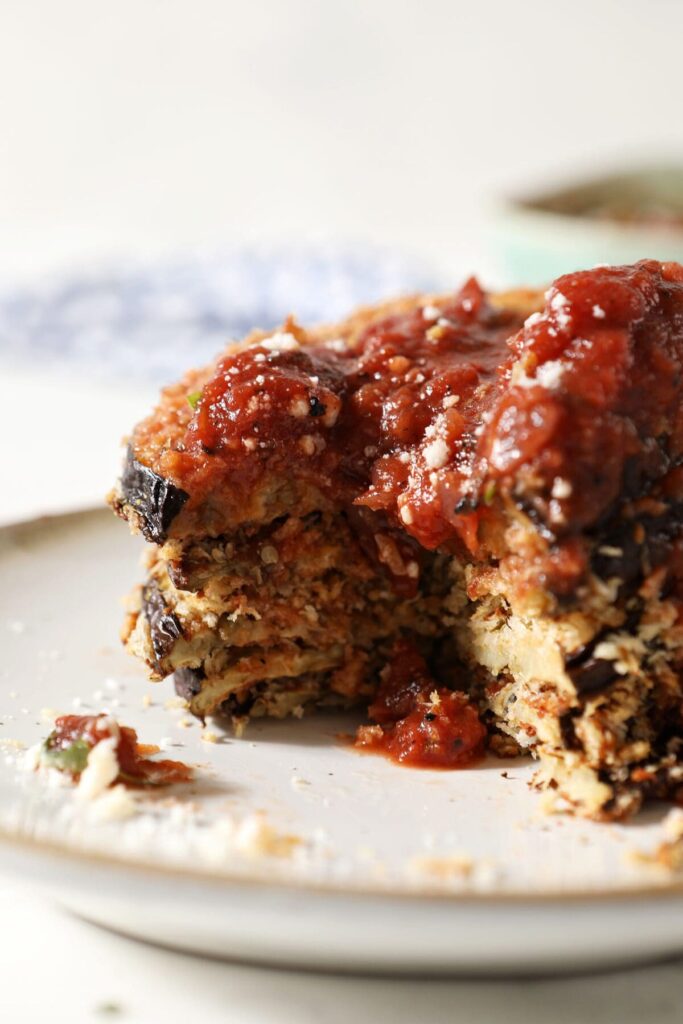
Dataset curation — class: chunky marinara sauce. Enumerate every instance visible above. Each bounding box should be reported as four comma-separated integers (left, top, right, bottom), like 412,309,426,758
176,260,683,557
136,261,683,770
184,277,523,553
354,640,486,769
44,714,193,786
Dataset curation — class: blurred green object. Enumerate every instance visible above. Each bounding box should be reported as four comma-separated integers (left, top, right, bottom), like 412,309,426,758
491,166,683,286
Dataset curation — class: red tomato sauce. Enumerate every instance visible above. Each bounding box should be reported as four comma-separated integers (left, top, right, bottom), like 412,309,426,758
45,714,193,786
176,260,683,556
354,641,486,769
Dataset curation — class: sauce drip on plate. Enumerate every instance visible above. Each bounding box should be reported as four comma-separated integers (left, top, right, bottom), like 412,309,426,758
354,641,486,769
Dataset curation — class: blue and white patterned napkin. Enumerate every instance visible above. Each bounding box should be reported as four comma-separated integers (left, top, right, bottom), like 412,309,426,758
0,244,440,384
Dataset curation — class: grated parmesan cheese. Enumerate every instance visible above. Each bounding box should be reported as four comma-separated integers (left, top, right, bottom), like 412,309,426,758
536,360,565,390
76,737,119,802
89,784,138,821
261,332,300,352
423,438,449,469
422,304,442,320
551,477,572,499
233,814,301,858
549,290,572,330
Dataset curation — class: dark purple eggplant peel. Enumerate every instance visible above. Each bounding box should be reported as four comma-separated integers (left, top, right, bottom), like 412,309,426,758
119,446,189,544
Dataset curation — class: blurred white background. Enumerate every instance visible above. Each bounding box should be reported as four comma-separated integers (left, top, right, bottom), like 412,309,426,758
1,0,682,281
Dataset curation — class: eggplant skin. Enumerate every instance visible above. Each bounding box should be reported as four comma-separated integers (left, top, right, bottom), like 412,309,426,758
174,667,204,701
120,447,189,544
566,655,618,695
563,607,640,696
142,582,182,669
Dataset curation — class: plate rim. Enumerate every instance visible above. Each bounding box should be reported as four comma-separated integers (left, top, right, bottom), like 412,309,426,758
2,822,683,904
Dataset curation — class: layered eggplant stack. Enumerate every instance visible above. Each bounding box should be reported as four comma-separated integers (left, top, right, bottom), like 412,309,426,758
111,260,683,820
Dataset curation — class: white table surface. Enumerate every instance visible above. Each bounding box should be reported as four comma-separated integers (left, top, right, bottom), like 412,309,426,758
3,877,683,1024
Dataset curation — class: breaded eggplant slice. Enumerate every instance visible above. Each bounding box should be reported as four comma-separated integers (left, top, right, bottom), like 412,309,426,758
112,260,683,820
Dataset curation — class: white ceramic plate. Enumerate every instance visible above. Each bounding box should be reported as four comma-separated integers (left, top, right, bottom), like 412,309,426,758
1,509,683,975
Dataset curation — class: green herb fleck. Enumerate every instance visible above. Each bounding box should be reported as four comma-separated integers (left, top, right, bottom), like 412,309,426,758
41,737,92,776
482,480,497,506
187,391,202,411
